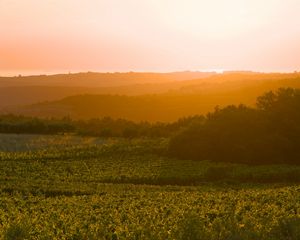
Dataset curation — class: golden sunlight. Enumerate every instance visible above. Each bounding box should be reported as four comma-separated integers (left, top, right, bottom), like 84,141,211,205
1,0,300,74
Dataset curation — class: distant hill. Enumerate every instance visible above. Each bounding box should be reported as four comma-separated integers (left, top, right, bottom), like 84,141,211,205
5,72,300,122
0,71,215,108
1,72,300,110
0,71,215,87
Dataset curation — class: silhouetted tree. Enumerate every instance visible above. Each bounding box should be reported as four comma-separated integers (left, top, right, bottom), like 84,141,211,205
169,88,300,164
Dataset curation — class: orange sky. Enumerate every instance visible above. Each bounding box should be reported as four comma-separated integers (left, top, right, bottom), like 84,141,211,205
1,0,300,75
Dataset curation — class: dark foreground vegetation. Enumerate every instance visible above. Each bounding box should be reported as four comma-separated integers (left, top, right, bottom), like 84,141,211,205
0,114,201,137
169,88,300,164
1,88,300,165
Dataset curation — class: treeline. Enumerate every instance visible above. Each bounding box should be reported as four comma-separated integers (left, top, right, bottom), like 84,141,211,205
0,116,75,134
169,88,300,165
2,88,300,165
0,114,203,138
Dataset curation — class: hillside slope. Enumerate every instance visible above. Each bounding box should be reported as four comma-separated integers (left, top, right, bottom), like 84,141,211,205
0,71,215,87
1,72,300,110
6,74,300,122
0,71,215,108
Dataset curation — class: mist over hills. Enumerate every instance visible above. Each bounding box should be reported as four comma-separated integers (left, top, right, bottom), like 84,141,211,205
2,72,300,122
0,71,215,108
0,71,215,87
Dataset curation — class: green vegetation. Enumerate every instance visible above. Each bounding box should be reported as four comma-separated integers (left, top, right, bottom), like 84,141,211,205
0,135,299,239
1,184,299,240
1,136,300,190
1,85,300,238
2,88,300,165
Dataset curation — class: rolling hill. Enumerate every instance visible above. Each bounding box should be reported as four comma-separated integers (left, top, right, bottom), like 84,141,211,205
5,72,300,122
0,71,215,108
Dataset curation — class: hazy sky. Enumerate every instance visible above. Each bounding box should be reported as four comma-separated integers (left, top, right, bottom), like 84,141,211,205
1,0,300,75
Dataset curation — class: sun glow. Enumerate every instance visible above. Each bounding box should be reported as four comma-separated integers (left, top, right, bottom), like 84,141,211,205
1,0,300,74
151,0,271,37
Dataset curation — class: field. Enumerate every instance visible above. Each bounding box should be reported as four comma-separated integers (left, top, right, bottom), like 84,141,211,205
0,134,300,239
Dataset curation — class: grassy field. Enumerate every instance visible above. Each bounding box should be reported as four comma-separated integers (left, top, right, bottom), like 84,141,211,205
0,134,300,239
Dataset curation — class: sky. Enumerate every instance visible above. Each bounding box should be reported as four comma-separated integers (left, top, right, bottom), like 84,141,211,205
1,0,300,75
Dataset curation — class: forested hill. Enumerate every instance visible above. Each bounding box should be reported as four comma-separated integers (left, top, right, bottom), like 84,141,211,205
2,72,300,121
6,80,300,122
0,71,214,108
1,72,300,110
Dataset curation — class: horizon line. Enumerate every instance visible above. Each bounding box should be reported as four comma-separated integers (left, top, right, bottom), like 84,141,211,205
1,69,300,78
